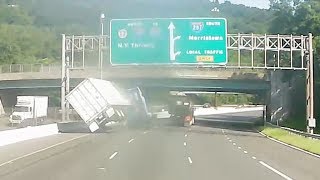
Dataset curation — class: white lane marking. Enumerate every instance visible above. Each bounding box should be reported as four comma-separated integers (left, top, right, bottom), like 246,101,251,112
252,156,257,160
128,138,134,143
188,157,193,164
229,139,232,142
184,142,187,146
109,152,118,160
143,131,148,134
98,167,106,170
185,134,188,137
222,129,225,133
0,134,89,167
227,137,230,140
244,151,248,154
259,161,293,180
238,147,242,149
233,143,236,146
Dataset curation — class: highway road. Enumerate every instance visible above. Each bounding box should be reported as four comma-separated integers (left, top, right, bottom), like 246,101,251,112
0,111,319,180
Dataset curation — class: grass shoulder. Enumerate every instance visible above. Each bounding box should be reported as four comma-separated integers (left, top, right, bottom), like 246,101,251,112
259,126,320,155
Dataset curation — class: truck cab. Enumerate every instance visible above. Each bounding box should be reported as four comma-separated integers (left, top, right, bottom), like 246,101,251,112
126,87,152,128
10,104,33,124
168,92,195,127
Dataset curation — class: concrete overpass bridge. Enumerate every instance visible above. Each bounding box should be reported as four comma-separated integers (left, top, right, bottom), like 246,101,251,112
0,62,298,125
0,63,269,95
0,63,270,114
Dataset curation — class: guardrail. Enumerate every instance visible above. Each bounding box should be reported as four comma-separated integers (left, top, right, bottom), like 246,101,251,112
266,122,320,140
0,64,101,74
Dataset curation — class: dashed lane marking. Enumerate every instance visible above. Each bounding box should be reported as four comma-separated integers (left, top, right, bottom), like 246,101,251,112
109,152,118,160
188,157,193,164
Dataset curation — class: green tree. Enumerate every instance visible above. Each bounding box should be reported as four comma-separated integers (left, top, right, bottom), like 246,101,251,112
270,0,320,123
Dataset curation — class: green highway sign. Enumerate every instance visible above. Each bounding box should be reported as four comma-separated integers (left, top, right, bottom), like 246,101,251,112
110,18,227,65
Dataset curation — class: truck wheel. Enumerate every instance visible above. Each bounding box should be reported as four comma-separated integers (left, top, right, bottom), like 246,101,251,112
18,121,26,128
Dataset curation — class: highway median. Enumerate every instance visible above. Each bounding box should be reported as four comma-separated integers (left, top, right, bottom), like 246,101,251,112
259,125,320,156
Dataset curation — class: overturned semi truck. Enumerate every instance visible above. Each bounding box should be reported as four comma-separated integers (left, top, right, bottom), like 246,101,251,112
64,78,152,132
65,78,131,132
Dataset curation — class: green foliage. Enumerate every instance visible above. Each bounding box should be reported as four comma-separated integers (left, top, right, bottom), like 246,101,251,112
269,0,320,120
0,24,59,64
198,93,259,106
0,2,59,64
0,0,274,65
261,126,320,154
218,2,272,34
0,4,33,25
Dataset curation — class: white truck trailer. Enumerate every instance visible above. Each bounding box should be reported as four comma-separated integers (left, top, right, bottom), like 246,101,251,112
66,78,130,132
9,96,49,125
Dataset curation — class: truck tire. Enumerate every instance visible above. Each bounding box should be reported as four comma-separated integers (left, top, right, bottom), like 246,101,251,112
18,121,27,128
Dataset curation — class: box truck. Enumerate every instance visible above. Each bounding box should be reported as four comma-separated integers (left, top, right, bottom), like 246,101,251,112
66,78,130,132
9,96,49,125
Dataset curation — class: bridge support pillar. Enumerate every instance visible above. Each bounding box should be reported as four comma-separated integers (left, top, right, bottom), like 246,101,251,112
265,90,271,123
214,92,218,108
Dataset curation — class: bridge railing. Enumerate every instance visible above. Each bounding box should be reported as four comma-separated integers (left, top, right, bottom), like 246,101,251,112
0,64,61,73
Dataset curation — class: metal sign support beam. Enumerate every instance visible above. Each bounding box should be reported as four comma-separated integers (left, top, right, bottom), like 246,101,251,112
61,34,66,122
66,56,70,122
61,32,315,132
306,33,315,134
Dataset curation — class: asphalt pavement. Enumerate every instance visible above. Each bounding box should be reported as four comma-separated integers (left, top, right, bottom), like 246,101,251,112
0,111,319,180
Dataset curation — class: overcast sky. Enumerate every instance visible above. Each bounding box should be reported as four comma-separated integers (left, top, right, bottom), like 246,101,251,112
222,0,270,9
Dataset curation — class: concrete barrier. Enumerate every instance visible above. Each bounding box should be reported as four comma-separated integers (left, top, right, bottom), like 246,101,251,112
0,124,58,147
194,106,264,116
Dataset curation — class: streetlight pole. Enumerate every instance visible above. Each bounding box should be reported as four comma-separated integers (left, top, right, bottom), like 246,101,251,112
100,13,105,79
